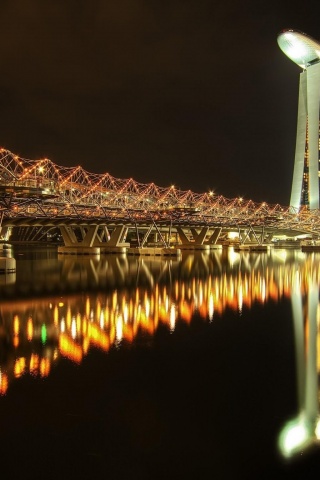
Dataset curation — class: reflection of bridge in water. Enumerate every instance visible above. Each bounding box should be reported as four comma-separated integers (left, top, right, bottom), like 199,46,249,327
0,247,315,296
1,149,320,254
0,248,319,418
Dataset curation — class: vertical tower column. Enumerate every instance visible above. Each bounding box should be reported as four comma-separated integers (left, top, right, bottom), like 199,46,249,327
290,65,320,210
306,63,320,209
278,29,320,211
290,71,307,210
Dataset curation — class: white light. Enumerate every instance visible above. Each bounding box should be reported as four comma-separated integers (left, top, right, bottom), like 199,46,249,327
278,29,320,68
208,293,214,321
123,304,129,323
261,279,266,302
71,318,77,339
170,304,176,331
282,423,308,455
116,315,123,341
229,231,238,240
278,416,312,458
145,299,150,318
100,311,104,328
238,288,243,313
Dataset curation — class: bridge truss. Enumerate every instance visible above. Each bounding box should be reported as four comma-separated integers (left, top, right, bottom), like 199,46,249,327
0,148,319,246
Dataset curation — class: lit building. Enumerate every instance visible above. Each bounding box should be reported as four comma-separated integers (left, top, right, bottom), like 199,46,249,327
277,29,320,210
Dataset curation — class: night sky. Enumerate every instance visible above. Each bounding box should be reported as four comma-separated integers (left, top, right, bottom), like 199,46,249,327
1,1,320,205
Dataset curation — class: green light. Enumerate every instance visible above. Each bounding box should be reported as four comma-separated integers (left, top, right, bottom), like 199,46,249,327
41,324,47,344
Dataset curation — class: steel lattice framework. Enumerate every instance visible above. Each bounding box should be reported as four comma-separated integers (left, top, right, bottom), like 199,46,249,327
0,148,319,238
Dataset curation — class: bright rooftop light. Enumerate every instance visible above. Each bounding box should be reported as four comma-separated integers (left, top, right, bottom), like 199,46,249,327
277,29,320,68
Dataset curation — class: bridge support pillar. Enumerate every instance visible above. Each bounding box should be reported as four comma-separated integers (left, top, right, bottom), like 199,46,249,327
98,225,130,253
107,226,127,246
82,226,100,247
190,227,209,244
206,227,222,246
176,227,211,251
58,226,101,255
60,226,78,247
0,255,16,273
58,225,130,254
239,228,262,245
0,243,16,284
236,227,274,251
0,226,12,242
176,227,190,245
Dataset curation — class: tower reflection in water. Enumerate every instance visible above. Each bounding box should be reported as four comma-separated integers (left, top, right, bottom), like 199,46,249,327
278,264,320,457
0,248,319,459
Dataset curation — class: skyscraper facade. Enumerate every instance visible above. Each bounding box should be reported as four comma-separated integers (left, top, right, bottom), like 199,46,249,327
278,29,320,210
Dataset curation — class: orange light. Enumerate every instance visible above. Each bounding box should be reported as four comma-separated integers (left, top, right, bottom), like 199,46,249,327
13,315,19,335
59,333,82,364
0,374,8,395
53,306,59,325
14,357,26,378
40,358,50,377
27,317,33,341
30,354,40,374
87,323,110,351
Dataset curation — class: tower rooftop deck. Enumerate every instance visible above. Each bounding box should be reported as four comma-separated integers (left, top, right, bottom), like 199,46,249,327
277,29,320,68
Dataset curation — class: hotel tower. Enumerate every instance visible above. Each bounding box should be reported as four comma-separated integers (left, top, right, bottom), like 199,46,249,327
278,29,320,210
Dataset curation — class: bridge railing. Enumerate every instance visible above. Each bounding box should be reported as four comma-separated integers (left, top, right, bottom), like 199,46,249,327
0,175,58,192
2,148,320,236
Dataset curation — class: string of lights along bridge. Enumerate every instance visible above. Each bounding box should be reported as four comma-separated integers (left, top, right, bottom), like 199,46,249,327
0,147,320,254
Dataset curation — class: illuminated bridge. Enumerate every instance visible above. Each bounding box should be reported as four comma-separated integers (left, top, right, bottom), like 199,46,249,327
0,148,319,253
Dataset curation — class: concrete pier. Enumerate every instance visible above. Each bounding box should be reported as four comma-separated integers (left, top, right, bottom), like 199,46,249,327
57,246,100,256
234,244,273,252
0,243,12,251
0,256,16,273
178,244,211,252
100,246,127,255
301,243,320,252
127,247,181,257
209,244,223,250
0,244,16,273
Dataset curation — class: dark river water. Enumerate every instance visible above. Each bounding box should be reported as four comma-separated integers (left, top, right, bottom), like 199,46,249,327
0,245,319,479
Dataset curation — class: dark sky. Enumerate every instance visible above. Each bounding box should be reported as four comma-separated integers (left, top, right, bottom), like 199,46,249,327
1,0,320,205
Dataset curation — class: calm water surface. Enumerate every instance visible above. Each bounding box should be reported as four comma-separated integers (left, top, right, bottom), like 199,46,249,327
0,246,319,479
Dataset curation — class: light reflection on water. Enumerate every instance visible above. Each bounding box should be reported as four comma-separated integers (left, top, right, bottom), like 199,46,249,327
0,245,319,468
